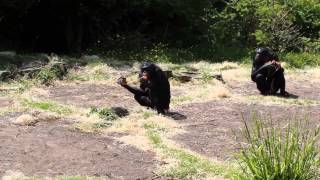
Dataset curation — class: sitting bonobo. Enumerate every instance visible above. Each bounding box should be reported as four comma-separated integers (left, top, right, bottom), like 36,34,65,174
251,47,289,97
117,61,171,114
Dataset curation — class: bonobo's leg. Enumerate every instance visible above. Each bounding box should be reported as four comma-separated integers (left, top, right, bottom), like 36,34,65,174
255,74,270,95
134,94,153,108
272,68,288,96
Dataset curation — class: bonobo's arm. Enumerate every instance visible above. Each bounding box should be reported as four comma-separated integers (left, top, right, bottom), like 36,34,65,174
122,84,147,96
117,77,147,96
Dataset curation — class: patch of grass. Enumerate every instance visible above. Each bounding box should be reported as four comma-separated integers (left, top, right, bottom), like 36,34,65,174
66,63,112,82
89,107,119,128
200,71,213,83
237,113,320,180
171,95,193,105
21,99,73,115
144,123,241,179
246,95,320,106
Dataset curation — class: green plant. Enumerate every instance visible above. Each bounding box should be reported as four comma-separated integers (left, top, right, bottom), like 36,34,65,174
281,52,320,68
89,107,119,128
238,113,320,180
200,71,213,83
21,99,73,115
35,66,60,85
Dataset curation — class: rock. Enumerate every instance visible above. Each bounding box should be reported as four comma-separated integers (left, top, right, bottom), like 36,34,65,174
36,112,60,121
13,114,38,126
13,111,60,126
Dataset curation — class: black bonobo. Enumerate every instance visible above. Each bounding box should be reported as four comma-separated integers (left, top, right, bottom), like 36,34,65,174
251,47,289,96
118,61,171,114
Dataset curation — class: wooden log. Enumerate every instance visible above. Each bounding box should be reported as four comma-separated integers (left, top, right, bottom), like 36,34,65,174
0,71,11,81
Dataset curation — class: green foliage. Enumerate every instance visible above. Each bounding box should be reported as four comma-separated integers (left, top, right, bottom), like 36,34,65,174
22,99,73,115
238,114,320,180
89,107,119,128
1,0,319,58
200,71,213,83
281,52,320,68
35,65,63,85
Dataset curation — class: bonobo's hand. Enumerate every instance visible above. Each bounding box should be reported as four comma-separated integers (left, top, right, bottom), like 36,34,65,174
117,76,127,86
271,60,281,68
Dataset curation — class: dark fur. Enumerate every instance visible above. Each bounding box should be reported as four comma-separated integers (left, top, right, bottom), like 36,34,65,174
251,48,287,95
123,63,171,114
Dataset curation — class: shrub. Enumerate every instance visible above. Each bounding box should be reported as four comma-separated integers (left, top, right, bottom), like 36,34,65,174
237,114,320,180
281,52,320,68
35,63,66,85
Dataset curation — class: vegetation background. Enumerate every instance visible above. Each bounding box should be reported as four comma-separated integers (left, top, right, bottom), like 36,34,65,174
0,0,319,67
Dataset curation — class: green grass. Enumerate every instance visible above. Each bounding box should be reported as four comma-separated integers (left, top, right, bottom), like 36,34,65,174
89,107,119,128
21,99,73,115
144,122,241,179
238,113,320,180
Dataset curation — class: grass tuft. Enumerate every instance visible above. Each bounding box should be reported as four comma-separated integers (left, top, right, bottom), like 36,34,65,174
237,113,320,180
88,107,120,129
21,99,73,115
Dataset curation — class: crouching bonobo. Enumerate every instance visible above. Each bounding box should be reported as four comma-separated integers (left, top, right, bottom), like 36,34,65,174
118,61,171,114
251,47,289,97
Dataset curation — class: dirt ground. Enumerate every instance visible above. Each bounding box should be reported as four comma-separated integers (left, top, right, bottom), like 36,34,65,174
0,112,159,179
0,71,320,179
173,78,320,161
174,101,320,160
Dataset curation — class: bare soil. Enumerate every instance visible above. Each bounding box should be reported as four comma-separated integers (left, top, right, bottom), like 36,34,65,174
0,97,13,108
173,101,320,161
43,84,138,109
0,113,159,179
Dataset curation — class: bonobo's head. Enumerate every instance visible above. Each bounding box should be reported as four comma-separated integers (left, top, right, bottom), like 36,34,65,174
140,61,156,81
255,47,272,63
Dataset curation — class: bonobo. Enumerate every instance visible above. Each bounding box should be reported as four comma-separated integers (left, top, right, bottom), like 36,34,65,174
251,47,289,96
117,61,171,114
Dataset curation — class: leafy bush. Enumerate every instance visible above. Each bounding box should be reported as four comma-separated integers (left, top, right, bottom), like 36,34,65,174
281,52,320,68
238,114,320,180
35,66,59,85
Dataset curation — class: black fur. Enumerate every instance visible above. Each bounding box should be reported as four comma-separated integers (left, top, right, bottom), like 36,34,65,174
123,62,171,114
251,48,287,95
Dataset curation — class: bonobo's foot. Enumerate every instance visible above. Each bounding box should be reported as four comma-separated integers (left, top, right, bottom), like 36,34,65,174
157,109,169,115
280,91,290,97
261,90,271,96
